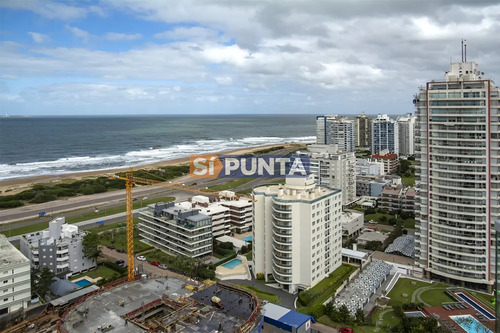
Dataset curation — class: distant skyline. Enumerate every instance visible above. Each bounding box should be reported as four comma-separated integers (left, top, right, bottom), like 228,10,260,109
1,0,499,115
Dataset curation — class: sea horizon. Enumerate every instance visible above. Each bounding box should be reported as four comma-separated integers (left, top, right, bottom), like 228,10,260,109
0,114,317,181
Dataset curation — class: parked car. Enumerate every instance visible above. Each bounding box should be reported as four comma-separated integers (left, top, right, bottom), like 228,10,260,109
150,261,160,266
136,255,146,261
339,328,354,333
106,245,115,250
158,264,168,270
116,249,125,253
114,260,125,265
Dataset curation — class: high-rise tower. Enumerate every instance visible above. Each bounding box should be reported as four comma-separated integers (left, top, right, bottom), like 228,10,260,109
415,60,500,292
316,115,354,152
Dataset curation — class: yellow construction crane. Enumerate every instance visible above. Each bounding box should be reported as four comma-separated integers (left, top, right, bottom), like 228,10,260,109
108,168,224,281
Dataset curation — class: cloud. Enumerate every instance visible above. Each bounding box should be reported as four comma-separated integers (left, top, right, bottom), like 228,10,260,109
104,32,142,41
154,26,221,42
65,25,90,43
28,32,50,44
0,0,102,20
2,0,500,114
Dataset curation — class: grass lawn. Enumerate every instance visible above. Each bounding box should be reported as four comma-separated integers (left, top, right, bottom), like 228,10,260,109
1,196,174,237
237,188,253,195
387,278,432,306
71,265,120,280
204,178,256,192
297,264,356,314
402,174,415,187
244,251,253,260
236,285,280,304
99,235,152,254
381,309,400,327
470,291,495,310
420,287,455,306
317,315,383,333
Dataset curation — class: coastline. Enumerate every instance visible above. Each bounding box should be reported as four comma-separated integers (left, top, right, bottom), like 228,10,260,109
0,143,303,194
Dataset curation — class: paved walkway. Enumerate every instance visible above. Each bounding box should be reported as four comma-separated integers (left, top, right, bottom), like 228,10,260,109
411,285,436,306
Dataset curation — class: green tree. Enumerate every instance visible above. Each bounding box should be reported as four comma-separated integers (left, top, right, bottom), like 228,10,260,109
31,267,55,297
398,159,411,175
82,232,101,260
338,305,352,324
355,308,365,324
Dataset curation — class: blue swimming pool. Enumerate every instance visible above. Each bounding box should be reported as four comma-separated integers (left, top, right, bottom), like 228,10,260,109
456,292,495,320
450,315,492,333
242,236,253,242
405,311,426,317
222,259,242,269
74,279,92,288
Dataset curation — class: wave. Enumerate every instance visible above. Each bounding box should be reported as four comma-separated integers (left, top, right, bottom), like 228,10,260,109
0,136,315,181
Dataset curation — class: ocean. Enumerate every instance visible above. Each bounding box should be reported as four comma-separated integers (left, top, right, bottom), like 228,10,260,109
0,114,316,181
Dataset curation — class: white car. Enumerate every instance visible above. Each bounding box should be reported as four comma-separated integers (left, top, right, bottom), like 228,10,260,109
136,255,146,261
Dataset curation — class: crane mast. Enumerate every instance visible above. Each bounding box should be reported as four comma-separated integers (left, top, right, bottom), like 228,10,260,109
109,168,229,281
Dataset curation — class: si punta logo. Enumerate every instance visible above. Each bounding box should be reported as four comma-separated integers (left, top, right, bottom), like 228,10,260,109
189,154,309,178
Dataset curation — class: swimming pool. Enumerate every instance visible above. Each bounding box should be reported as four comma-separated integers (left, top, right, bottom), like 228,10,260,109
74,279,92,288
242,236,253,242
450,315,492,333
222,259,243,269
405,311,426,317
456,292,495,320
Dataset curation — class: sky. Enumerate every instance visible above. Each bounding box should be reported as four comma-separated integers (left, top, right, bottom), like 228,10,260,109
0,0,499,116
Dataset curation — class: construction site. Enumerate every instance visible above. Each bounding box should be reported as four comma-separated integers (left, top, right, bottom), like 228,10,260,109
57,275,262,333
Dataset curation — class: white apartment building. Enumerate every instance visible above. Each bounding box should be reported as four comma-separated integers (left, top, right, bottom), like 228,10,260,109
0,235,31,317
253,176,343,293
356,158,385,176
354,112,372,148
397,113,416,157
316,115,355,152
139,202,212,259
371,114,399,155
415,60,500,292
340,210,364,237
306,144,357,206
171,193,253,237
20,217,96,278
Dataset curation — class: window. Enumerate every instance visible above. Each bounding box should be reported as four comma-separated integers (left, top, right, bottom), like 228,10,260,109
3,281,7,284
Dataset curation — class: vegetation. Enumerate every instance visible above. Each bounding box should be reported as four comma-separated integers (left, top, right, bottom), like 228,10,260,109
116,165,190,181
398,158,416,187
389,304,442,333
355,149,372,159
387,278,432,306
236,285,280,303
1,196,174,237
297,264,356,314
31,267,55,298
82,232,101,260
0,165,187,209
250,146,285,155
144,249,215,279
71,264,122,280
204,177,256,192
98,226,152,253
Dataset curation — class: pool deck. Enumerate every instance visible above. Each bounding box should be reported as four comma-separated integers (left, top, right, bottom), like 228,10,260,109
215,256,250,281
71,276,101,285
423,291,495,332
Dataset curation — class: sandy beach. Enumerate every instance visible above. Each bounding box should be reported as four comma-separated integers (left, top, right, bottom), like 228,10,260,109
0,143,303,195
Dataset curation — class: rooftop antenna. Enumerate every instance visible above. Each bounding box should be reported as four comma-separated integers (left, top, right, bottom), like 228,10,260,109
461,39,464,62
464,39,467,62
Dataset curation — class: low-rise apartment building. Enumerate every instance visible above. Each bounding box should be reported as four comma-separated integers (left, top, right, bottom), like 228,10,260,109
20,217,96,278
378,185,416,213
340,210,364,237
356,175,402,197
371,149,399,174
0,235,31,317
139,202,212,259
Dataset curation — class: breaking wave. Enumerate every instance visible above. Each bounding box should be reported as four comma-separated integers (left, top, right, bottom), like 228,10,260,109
0,136,315,181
